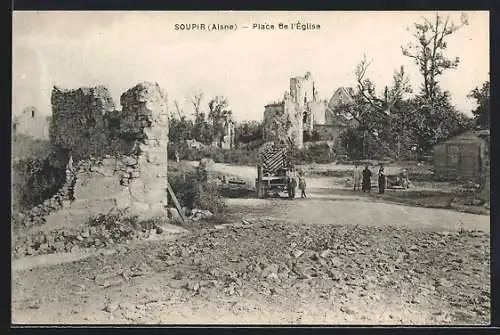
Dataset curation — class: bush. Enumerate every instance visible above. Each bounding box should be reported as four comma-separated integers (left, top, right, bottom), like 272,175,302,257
168,141,258,166
12,156,66,213
292,143,335,164
221,149,258,165
168,166,226,217
12,135,63,214
194,181,227,216
12,134,52,160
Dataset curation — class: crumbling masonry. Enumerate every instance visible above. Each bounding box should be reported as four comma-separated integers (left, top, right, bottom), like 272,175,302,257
49,82,169,219
263,72,327,149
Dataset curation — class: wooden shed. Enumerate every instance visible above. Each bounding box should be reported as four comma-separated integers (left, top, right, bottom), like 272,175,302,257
433,130,489,181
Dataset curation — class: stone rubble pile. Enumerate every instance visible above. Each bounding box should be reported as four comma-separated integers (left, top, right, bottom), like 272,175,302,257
12,210,174,259
143,220,489,323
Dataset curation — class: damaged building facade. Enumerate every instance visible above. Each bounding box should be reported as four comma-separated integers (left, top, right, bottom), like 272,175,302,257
13,106,51,140
263,72,357,149
49,82,170,218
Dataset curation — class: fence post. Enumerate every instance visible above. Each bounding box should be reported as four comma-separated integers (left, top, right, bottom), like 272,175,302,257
257,165,264,198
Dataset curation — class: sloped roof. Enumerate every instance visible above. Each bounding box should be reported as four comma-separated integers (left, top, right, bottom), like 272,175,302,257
321,110,357,127
264,101,284,108
328,87,355,109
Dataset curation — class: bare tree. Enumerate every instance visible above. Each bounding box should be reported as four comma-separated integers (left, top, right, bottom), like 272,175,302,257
354,55,412,115
401,12,469,102
354,54,385,112
173,100,184,120
187,89,204,117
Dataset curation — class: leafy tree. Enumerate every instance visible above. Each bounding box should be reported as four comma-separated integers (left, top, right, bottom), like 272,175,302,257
169,115,193,143
468,81,490,129
208,96,232,147
398,12,473,155
401,12,469,102
168,100,194,143
339,128,364,160
335,56,414,159
191,112,213,145
405,93,472,155
235,120,264,145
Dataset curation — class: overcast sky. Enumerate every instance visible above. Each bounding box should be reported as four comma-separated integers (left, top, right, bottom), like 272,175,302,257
13,11,489,121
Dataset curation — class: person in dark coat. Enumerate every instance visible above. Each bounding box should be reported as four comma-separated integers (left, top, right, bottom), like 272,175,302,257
378,164,386,194
287,168,297,199
362,165,372,192
298,172,307,198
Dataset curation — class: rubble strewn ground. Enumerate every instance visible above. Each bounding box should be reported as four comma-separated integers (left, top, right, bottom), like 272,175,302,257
12,220,489,325
11,161,490,325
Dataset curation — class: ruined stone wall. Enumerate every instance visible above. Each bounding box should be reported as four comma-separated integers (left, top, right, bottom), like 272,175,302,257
284,99,304,149
221,121,235,149
118,82,169,217
314,124,346,143
262,73,321,149
290,72,315,106
50,85,117,160
263,101,304,149
46,82,169,219
310,100,328,125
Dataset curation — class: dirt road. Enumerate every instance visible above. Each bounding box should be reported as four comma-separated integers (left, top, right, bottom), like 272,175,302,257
202,160,489,232
12,161,490,325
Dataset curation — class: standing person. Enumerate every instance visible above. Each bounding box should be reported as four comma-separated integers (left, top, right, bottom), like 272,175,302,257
175,150,180,163
298,172,307,198
362,165,372,193
378,164,386,194
353,163,362,191
287,168,297,199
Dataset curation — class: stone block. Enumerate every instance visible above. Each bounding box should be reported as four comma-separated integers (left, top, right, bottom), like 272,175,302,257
131,202,150,214
143,151,168,165
114,193,131,209
155,169,169,178
150,202,168,214
129,180,166,204
143,127,168,140
130,171,141,178
122,156,138,166
102,155,116,167
73,176,124,200
128,179,147,201
70,198,117,212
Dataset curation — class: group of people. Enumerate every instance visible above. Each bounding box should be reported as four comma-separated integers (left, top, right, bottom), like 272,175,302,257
286,168,307,199
288,163,386,199
353,163,386,194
